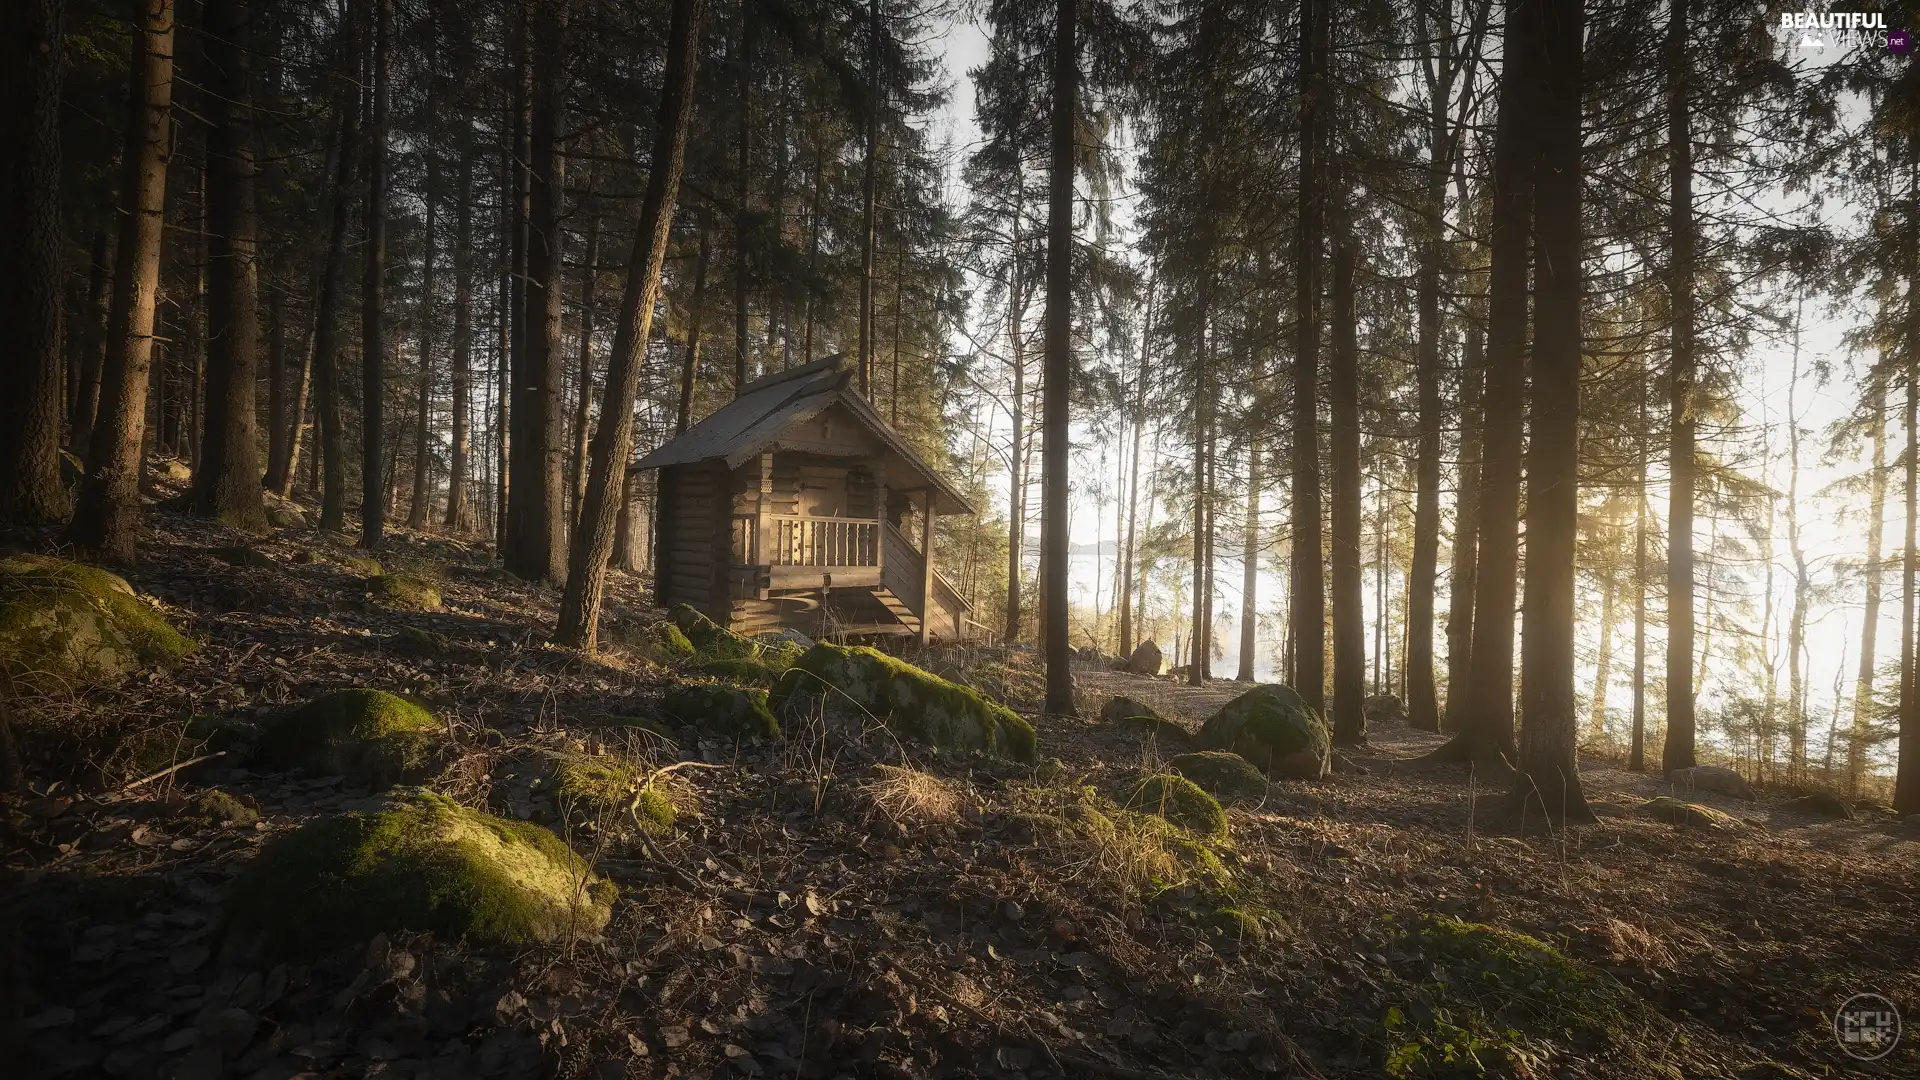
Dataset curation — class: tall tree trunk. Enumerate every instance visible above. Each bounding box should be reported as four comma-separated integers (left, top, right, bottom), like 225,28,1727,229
360,0,392,549
1663,0,1697,774
1290,0,1327,713
570,204,601,522
1005,258,1029,644
69,0,176,561
1443,323,1483,732
0,0,71,523
1330,236,1366,745
1440,0,1534,771
409,136,440,530
555,0,704,649
676,207,711,433
1514,0,1591,822
507,0,569,582
266,288,288,493
1407,19,1451,733
445,139,475,531
1041,0,1077,716
857,0,881,398
311,59,358,530
734,1,754,394
1897,182,1920,814
1850,375,1886,795
501,7,529,553
72,230,112,453
1238,439,1261,681
1118,279,1153,657
1785,306,1810,778
1590,532,1615,741
1631,360,1649,771
802,115,825,362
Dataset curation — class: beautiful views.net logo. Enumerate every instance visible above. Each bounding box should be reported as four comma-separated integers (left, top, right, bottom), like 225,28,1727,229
1776,10,1904,52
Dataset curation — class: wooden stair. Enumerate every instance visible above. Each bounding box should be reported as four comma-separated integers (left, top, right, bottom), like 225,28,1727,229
872,588,921,633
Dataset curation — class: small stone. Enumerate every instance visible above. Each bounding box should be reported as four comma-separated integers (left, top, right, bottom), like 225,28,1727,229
162,1027,201,1053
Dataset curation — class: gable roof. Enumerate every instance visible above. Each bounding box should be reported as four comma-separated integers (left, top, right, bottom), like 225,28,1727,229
632,354,974,515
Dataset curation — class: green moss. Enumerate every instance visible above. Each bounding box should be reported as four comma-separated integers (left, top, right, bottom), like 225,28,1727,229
698,657,783,687
670,603,759,658
661,684,780,740
647,621,696,661
769,642,1038,762
0,554,195,692
175,789,260,828
1377,915,1645,1078
384,626,451,658
1124,774,1228,836
212,546,274,568
544,755,680,834
366,574,442,612
222,790,616,961
1641,796,1743,831
254,688,443,789
1198,684,1330,779
333,554,385,576
1169,751,1269,805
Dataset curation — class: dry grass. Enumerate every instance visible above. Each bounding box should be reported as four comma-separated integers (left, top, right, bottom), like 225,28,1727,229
859,763,972,829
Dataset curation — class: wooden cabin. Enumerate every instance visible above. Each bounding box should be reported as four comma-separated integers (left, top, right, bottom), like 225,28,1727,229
632,355,976,641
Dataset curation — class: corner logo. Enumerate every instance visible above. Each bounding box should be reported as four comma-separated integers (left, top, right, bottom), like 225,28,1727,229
1833,993,1901,1061
1777,10,1898,51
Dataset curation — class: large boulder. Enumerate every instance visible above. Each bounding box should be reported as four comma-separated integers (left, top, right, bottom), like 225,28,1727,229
254,688,443,789
671,603,762,660
770,642,1038,762
1168,750,1269,805
222,790,616,961
1126,640,1164,676
1099,695,1188,742
1783,791,1853,820
1641,796,1744,831
1363,694,1406,725
1123,774,1227,837
1665,765,1754,801
0,554,194,692
1198,683,1330,779
661,684,780,740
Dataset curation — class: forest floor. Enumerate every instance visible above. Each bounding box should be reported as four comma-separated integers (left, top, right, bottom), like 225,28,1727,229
4,491,1918,1080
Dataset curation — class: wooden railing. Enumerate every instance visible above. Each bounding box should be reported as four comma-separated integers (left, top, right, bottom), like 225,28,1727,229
768,515,879,567
731,514,757,565
882,521,924,608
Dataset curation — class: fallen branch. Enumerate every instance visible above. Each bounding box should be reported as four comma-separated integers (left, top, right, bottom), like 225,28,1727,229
120,751,226,793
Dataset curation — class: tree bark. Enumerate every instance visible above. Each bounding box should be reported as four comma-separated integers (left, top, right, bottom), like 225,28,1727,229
1289,0,1327,713
1590,521,1616,742
675,206,712,434
1041,0,1077,717
1118,279,1152,657
445,138,475,531
1330,236,1366,745
359,0,392,549
409,135,439,531
311,52,358,530
734,0,755,395
507,0,569,582
1005,248,1029,644
0,0,71,523
1849,375,1886,795
266,288,288,495
1237,438,1261,682
71,230,112,453
1443,323,1483,732
857,0,880,398
1513,0,1591,822
1897,192,1920,814
1663,0,1697,774
191,0,268,528
1630,359,1649,771
69,0,176,562
1436,0,1534,772
570,205,601,522
555,0,704,649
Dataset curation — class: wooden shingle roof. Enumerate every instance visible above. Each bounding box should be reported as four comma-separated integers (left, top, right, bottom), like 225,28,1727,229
631,355,973,515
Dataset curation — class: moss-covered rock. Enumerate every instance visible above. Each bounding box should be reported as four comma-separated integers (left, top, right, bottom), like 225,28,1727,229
644,621,696,662
1169,750,1269,805
661,684,780,740
263,494,309,530
0,554,195,692
211,545,274,568
1100,695,1188,742
698,657,783,687
543,755,679,832
254,688,443,789
1198,684,1330,779
222,790,615,961
333,553,385,576
1641,796,1744,831
770,642,1037,762
1123,774,1227,836
384,626,451,658
174,789,261,829
670,603,759,658
1378,915,1645,1078
365,574,442,612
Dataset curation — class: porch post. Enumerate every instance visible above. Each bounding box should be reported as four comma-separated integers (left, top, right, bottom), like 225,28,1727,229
920,490,937,645
754,453,773,597
872,459,887,573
